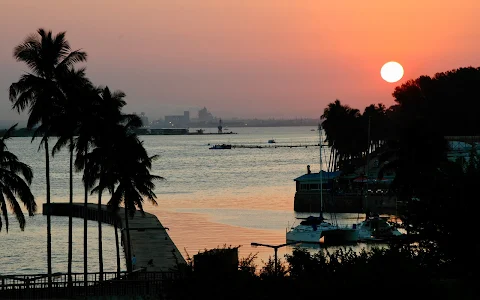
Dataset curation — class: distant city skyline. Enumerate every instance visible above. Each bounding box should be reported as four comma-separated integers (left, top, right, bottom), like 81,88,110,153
127,106,322,121
0,105,324,124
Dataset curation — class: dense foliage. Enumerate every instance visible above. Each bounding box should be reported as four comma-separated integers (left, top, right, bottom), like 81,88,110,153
171,245,475,299
321,66,480,282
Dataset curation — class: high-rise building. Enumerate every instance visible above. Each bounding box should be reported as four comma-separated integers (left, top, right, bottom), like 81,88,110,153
164,111,190,127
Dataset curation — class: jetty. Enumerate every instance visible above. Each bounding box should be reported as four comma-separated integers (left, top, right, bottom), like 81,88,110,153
43,202,186,271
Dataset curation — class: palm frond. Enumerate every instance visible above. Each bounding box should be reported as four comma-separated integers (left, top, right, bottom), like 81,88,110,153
52,135,72,156
13,32,43,76
0,124,18,143
57,50,87,69
0,193,9,232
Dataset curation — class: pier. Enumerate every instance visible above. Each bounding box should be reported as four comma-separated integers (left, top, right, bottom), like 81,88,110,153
43,202,186,271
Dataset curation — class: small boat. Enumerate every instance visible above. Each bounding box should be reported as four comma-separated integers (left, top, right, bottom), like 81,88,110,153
268,139,276,143
209,144,232,149
356,214,403,241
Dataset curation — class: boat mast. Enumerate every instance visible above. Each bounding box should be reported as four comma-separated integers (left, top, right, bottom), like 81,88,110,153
365,116,371,216
319,122,323,220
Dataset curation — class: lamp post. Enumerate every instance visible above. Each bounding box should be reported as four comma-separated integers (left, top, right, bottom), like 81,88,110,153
250,242,300,275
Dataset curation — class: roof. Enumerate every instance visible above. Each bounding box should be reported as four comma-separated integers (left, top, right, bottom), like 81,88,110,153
294,171,342,182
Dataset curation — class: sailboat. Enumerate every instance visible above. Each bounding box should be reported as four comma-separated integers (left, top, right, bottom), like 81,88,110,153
286,124,358,244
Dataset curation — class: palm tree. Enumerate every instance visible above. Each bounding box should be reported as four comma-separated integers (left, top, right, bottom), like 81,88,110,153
321,100,362,172
0,124,36,232
74,85,101,288
87,86,128,281
51,68,92,286
9,28,87,288
105,124,163,273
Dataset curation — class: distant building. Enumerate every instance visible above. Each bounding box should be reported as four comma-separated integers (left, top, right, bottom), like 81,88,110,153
164,111,190,127
198,107,214,122
140,112,149,128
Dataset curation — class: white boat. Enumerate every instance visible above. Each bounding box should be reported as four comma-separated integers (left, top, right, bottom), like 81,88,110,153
286,124,358,244
286,215,358,244
356,214,403,241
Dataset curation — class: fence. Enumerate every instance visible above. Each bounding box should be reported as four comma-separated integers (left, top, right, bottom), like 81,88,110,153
0,271,179,299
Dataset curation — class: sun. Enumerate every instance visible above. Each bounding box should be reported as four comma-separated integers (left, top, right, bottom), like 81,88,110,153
380,61,404,83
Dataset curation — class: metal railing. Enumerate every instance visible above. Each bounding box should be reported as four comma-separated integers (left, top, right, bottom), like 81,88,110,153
0,271,179,299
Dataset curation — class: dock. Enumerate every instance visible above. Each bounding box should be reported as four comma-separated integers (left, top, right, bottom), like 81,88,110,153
43,202,186,272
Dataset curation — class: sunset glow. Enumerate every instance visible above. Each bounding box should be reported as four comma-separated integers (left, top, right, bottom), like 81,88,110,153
0,0,480,119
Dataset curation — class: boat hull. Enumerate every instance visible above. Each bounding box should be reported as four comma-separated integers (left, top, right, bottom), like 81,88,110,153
322,228,359,244
209,144,232,149
356,219,404,241
286,226,359,244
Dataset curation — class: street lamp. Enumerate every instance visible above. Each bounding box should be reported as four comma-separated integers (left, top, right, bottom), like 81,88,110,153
250,242,301,275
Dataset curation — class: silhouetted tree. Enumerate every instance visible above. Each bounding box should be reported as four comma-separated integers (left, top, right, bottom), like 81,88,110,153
51,67,91,286
0,124,36,232
87,86,129,280
9,28,87,289
321,99,363,172
106,127,164,272
74,85,103,287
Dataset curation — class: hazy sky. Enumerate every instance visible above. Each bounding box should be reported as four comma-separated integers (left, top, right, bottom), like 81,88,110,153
1,0,479,121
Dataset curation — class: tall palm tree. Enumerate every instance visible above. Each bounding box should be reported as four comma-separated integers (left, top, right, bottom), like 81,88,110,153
9,28,87,288
106,124,163,273
0,124,36,232
74,85,101,288
87,86,128,281
51,68,92,286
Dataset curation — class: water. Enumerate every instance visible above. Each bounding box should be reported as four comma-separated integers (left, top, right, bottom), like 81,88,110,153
0,126,381,274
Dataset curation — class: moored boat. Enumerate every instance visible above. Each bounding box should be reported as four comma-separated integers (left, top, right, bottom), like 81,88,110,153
209,144,232,149
356,214,403,241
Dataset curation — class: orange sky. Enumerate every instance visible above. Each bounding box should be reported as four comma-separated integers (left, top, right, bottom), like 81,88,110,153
1,0,479,120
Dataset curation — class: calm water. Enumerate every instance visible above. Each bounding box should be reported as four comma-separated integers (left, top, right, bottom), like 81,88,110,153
0,126,381,274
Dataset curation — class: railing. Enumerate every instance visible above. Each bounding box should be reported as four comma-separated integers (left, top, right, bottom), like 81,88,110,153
0,271,179,299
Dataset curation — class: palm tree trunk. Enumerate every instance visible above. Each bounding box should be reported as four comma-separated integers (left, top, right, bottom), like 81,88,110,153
328,148,333,172
98,191,103,282
114,222,121,278
83,146,88,291
45,140,52,293
68,138,73,288
124,206,132,273
333,149,338,171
